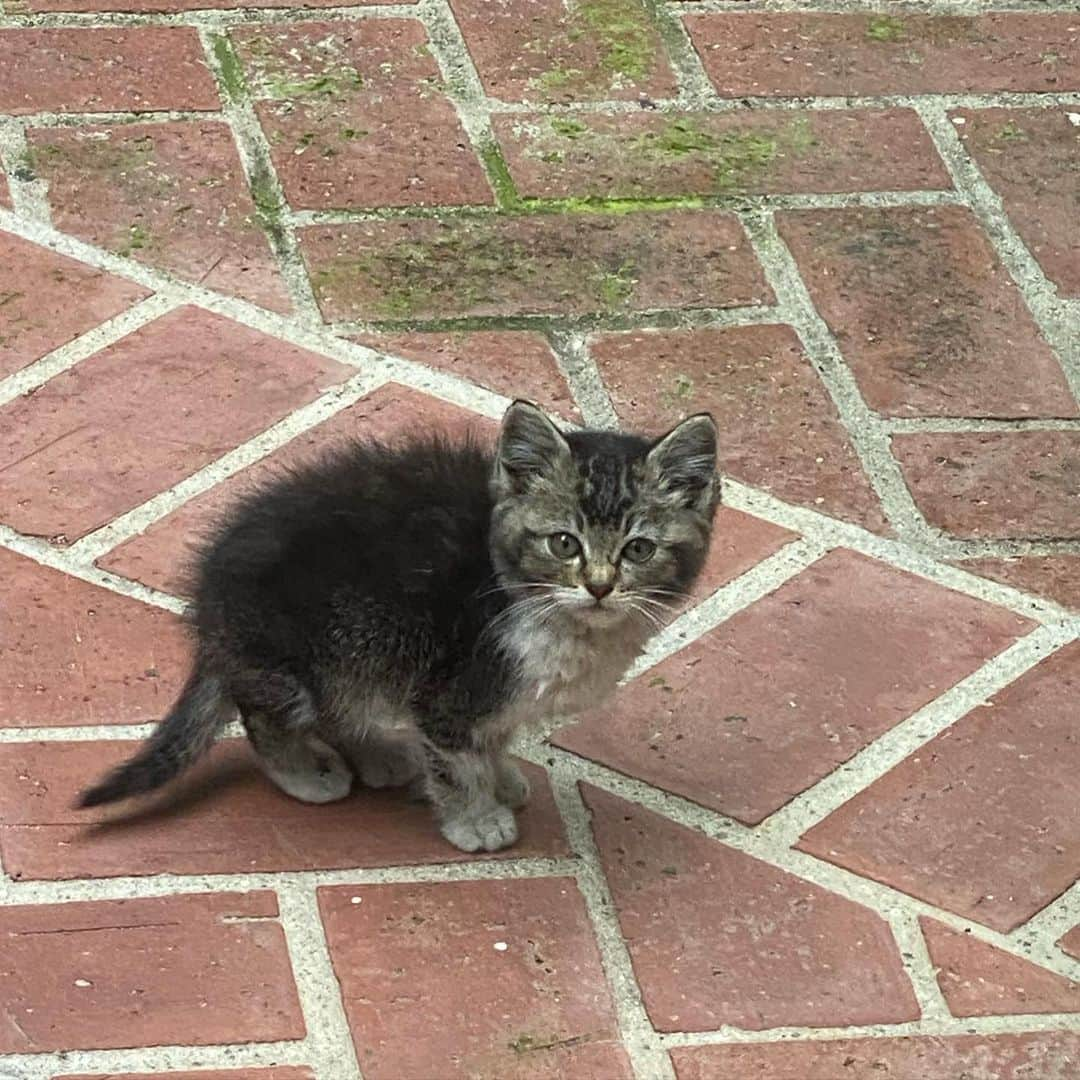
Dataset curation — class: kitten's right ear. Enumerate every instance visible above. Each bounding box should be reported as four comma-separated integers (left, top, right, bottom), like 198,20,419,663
495,400,571,495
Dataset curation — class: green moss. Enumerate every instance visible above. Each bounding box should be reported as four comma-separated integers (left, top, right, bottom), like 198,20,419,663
209,34,248,103
549,117,588,139
539,150,565,163
630,120,780,189
247,161,287,249
476,142,522,209
536,65,585,92
594,259,637,308
659,372,695,408
997,121,1026,141
867,15,906,42
265,67,363,99
519,194,705,214
117,222,151,256
579,0,656,80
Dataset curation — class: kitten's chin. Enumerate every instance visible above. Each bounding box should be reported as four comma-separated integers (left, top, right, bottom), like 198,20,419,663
566,602,630,628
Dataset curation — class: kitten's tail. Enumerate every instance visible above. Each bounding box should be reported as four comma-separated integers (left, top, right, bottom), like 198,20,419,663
77,663,230,808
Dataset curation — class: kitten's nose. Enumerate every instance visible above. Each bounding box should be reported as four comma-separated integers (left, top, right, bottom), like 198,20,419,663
586,581,614,600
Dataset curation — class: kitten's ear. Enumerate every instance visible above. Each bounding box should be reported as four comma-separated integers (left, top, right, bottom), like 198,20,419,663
495,400,572,495
645,412,719,512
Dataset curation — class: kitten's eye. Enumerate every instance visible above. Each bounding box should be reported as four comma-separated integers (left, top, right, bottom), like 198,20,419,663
622,537,657,564
548,532,582,560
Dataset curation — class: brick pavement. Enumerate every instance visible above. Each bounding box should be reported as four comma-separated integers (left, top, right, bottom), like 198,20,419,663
0,0,1079,1077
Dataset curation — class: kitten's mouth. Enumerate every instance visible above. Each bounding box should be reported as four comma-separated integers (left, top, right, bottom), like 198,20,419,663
569,600,627,626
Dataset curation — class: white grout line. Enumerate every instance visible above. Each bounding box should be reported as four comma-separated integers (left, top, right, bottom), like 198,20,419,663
754,623,1076,844
0,118,52,225
546,327,622,430
888,908,952,1022
275,882,366,1080
66,368,392,563
658,1011,1080,1049
1011,881,1080,959
885,416,1080,433
0,293,177,408
544,768,677,1080
739,210,938,546
668,0,1080,15
523,744,1080,984
916,99,1080,405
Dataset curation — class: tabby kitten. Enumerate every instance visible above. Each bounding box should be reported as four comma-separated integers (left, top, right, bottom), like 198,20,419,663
80,401,719,852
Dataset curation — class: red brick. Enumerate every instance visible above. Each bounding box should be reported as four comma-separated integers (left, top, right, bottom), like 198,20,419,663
28,122,292,313
685,13,1080,97
893,431,1080,540
349,331,579,420
494,109,949,199
0,891,303,1052
799,641,1080,932
0,29,219,114
777,205,1074,418
1060,926,1080,961
450,0,675,103
27,0,397,11
98,384,494,596
59,1071,314,1080
921,917,1080,1017
0,740,566,880
0,230,150,380
591,325,887,532
0,548,188,729
301,211,769,321
671,1032,1080,1080
557,549,1030,824
953,107,1080,298
0,166,10,207
232,21,490,210
692,508,796,599
318,878,630,1079
960,555,1080,612
0,306,349,543
584,786,919,1030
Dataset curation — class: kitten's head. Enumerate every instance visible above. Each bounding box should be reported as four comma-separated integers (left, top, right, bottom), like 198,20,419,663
490,400,719,629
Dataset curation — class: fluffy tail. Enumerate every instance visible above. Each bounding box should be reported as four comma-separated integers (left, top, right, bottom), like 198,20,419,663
78,666,230,808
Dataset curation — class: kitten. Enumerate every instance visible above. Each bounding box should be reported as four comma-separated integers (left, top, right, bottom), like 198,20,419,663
80,401,719,852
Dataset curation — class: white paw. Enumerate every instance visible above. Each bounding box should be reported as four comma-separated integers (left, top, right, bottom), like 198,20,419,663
264,738,354,807
441,804,519,853
358,743,420,789
494,761,531,809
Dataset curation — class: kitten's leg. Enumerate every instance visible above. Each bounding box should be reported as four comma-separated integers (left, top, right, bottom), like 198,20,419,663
349,729,422,790
422,742,517,853
493,756,530,809
243,710,354,804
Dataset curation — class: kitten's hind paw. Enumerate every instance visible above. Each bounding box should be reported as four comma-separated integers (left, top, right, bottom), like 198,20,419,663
357,740,420,789
441,804,518,852
494,760,531,809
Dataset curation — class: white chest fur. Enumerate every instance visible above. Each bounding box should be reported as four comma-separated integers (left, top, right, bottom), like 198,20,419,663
501,616,647,719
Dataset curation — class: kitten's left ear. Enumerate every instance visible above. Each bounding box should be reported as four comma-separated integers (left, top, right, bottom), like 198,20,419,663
494,399,572,496
645,413,719,512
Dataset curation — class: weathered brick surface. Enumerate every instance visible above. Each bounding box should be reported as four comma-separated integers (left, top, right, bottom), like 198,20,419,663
0,891,304,1052
301,211,770,321
494,109,950,199
591,325,887,531
893,431,1080,540
232,21,491,210
556,550,1031,823
0,740,566,879
58,1071,315,1080
0,547,188,729
1061,926,1080,961
778,206,1075,418
686,13,1080,97
959,555,1080,613
319,878,630,1078
800,642,1080,932
953,107,1080,298
98,384,493,595
920,917,1080,1017
585,786,919,1030
450,0,675,103
27,0,395,11
671,1032,1080,1080
0,29,220,114
692,508,795,598
0,230,150,379
348,332,579,420
28,122,292,312
0,306,349,543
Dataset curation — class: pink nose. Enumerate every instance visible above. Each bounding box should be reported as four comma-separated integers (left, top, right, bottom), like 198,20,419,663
586,581,613,600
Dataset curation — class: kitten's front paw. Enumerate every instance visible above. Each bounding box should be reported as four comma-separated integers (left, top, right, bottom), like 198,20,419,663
494,760,531,809
441,804,518,853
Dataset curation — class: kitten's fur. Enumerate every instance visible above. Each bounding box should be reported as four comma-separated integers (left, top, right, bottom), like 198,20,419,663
80,402,719,852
